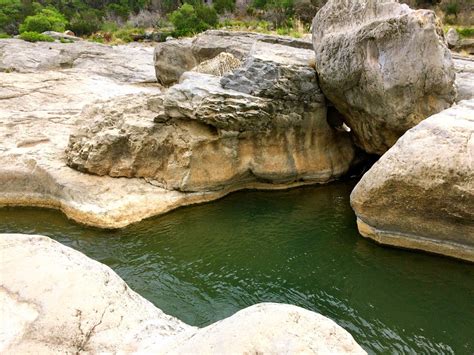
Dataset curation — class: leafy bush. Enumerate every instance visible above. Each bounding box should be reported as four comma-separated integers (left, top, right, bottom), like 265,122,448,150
106,3,131,20
19,31,55,42
456,27,474,38
19,7,68,33
69,9,101,36
195,5,218,27
170,3,217,37
213,0,235,14
444,1,459,16
114,26,145,42
0,0,23,34
0,32,11,38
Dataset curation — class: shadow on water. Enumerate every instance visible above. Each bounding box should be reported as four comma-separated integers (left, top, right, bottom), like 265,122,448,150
1,180,473,354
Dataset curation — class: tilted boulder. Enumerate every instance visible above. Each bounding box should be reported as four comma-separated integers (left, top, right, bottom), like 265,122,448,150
312,0,456,154
350,100,474,262
67,32,355,192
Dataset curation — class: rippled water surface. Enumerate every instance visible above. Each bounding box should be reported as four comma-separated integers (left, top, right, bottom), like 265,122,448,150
1,181,473,354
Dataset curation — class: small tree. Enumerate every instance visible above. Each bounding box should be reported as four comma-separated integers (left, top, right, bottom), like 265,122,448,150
19,7,68,33
170,3,217,37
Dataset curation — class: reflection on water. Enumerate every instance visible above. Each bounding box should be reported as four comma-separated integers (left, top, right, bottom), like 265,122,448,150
1,181,473,354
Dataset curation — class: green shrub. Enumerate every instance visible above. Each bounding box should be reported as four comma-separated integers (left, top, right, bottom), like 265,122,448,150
457,27,474,38
19,31,55,42
195,5,218,27
107,3,131,20
213,0,235,14
170,3,216,37
69,9,101,36
0,0,23,34
114,26,145,42
443,1,459,16
0,32,11,38
19,7,68,33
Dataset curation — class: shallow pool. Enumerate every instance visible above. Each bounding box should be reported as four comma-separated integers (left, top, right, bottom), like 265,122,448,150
1,181,473,354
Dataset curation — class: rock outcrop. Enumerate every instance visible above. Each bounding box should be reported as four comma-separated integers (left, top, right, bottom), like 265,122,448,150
154,30,313,86
312,0,456,155
454,53,474,101
350,100,474,262
66,31,356,192
0,233,367,354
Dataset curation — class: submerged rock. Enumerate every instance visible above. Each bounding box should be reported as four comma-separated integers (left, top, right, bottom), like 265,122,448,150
350,100,474,262
67,31,355,192
312,0,456,155
0,233,367,354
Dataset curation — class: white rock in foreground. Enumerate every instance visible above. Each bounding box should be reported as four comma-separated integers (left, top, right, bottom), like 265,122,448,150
351,100,474,262
0,233,366,354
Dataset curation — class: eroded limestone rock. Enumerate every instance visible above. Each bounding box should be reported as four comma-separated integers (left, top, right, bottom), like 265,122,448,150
67,32,355,192
312,0,456,155
0,233,367,354
350,100,474,262
66,71,355,192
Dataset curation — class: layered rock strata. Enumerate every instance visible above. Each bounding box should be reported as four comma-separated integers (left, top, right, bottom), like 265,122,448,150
0,233,367,354
66,31,356,192
351,100,474,262
312,0,456,154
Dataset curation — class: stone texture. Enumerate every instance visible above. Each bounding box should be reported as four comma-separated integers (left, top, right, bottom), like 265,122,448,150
0,233,367,354
67,32,356,192
0,39,156,82
350,100,474,262
154,30,313,85
454,53,474,101
446,28,459,48
312,0,456,155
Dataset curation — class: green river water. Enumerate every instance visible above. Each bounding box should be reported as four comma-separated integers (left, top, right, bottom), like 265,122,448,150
1,181,473,354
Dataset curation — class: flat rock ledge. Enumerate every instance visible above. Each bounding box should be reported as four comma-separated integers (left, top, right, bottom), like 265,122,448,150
351,100,474,262
0,233,367,354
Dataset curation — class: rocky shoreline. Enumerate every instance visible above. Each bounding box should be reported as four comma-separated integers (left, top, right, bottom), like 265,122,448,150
0,0,474,260
1,233,366,353
1,0,474,351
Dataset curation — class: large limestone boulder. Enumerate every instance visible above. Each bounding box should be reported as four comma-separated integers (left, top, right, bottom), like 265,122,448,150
312,0,456,155
0,233,366,354
350,100,474,262
67,32,355,192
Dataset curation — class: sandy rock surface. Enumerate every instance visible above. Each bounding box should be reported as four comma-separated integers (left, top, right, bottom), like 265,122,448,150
0,233,367,354
351,100,474,262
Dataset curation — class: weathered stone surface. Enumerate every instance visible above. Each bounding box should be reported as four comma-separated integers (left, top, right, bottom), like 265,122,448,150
0,233,367,354
154,30,313,85
312,0,456,155
454,54,474,101
67,32,355,192
446,27,459,48
0,39,155,82
154,38,198,85
66,71,355,192
350,100,474,262
42,30,82,42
